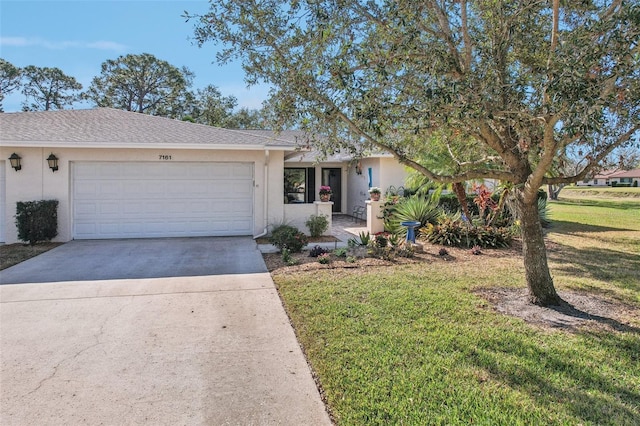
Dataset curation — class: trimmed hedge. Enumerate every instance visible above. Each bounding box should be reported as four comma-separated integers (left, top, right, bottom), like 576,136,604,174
16,200,59,245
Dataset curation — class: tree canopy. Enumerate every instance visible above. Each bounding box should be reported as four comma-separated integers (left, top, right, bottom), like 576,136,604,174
86,53,194,117
188,0,640,305
20,65,82,111
0,59,21,112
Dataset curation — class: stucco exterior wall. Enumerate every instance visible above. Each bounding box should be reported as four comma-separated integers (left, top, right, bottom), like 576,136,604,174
379,157,409,192
283,201,333,236
0,146,286,244
345,157,409,218
346,158,379,217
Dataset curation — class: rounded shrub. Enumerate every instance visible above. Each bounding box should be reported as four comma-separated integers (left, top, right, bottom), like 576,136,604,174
269,224,308,253
305,214,329,238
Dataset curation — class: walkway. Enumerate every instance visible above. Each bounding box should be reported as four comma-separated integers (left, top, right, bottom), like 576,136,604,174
331,214,368,243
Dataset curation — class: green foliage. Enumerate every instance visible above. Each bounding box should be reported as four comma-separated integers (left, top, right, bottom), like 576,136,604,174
188,84,237,126
87,53,193,117
0,59,21,111
281,248,291,263
333,247,348,257
15,200,59,245
439,193,482,215
538,197,551,228
348,231,371,247
305,214,329,238
385,194,442,237
281,248,298,266
269,224,308,253
317,253,331,264
425,217,512,249
20,66,82,111
374,232,389,248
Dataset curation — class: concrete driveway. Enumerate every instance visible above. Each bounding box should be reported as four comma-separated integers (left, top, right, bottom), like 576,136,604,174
0,238,331,425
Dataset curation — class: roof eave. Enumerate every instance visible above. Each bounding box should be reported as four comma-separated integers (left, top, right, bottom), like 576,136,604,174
0,141,296,151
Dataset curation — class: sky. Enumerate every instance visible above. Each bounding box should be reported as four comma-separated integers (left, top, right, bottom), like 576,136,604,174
0,0,270,112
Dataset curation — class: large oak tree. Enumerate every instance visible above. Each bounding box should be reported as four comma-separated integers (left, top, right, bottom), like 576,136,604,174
189,0,639,306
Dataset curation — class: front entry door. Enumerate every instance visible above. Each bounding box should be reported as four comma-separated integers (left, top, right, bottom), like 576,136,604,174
322,168,341,212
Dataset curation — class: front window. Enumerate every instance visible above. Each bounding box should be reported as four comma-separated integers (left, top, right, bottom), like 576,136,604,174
284,168,316,203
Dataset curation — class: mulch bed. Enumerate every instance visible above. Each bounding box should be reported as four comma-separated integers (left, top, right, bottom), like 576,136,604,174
475,287,640,333
262,240,521,275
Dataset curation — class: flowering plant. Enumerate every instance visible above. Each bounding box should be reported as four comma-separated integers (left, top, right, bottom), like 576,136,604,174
319,185,332,195
368,186,381,194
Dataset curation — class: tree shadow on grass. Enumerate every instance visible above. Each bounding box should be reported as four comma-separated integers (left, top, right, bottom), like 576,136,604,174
546,243,640,294
467,326,640,424
548,299,640,334
555,198,640,210
548,220,637,234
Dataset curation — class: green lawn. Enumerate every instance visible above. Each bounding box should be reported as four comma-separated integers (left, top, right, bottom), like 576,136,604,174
273,197,640,425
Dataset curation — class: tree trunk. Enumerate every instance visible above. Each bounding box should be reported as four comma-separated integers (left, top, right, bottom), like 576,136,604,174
452,182,471,219
547,184,564,201
517,191,562,306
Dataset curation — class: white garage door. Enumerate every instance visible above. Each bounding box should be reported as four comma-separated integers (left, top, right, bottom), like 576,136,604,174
73,162,254,239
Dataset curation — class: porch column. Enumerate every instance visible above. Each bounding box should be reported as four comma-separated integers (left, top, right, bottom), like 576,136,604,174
366,200,384,234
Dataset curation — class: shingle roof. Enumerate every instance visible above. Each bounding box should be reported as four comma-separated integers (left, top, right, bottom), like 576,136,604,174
0,108,299,150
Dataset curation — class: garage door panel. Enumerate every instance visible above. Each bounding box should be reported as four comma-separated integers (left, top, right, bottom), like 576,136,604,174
99,202,120,215
232,163,253,176
74,222,97,237
231,181,254,195
73,162,254,239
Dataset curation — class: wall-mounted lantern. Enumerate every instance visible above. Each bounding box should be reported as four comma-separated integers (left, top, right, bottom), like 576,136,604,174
47,153,59,172
355,160,363,175
9,153,22,171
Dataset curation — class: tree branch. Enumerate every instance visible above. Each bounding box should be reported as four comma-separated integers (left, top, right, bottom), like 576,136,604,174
460,0,472,72
543,123,640,185
330,107,515,183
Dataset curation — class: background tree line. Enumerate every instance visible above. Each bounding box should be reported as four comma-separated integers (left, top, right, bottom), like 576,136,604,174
0,54,268,129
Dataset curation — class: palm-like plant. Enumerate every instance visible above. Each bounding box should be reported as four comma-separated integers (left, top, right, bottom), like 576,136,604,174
386,193,442,238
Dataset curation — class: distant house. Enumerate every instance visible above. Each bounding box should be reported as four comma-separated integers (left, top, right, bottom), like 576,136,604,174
576,169,620,186
608,169,640,187
575,169,640,187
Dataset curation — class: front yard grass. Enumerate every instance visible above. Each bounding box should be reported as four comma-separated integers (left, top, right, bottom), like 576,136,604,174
271,197,640,425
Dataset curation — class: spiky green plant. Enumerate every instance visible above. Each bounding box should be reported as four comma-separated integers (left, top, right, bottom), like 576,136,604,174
385,193,442,237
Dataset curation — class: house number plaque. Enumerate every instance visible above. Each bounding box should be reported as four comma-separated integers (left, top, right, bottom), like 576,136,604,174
158,155,172,160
